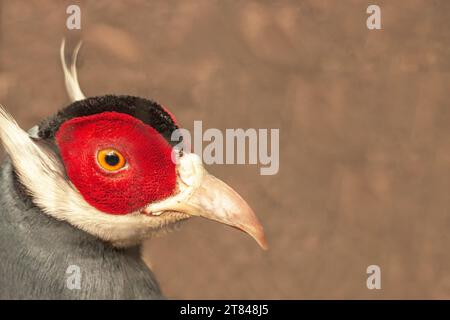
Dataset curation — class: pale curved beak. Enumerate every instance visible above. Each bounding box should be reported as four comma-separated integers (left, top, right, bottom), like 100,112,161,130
144,153,268,250
181,172,268,250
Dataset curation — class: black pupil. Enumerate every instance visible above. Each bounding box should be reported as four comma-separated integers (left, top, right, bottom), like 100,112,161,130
105,152,120,167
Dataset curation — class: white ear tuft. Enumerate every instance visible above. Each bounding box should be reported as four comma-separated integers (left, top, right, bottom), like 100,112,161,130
0,104,62,182
60,39,86,102
0,105,39,158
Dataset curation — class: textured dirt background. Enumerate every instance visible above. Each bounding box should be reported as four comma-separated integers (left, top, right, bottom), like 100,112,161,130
0,0,449,299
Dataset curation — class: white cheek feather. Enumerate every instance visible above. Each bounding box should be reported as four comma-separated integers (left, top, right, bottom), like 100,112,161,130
0,106,188,247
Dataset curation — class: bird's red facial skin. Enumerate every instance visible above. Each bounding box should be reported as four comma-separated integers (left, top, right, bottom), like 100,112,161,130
55,112,177,215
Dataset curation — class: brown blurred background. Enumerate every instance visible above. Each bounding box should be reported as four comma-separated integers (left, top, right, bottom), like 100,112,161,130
1,0,449,299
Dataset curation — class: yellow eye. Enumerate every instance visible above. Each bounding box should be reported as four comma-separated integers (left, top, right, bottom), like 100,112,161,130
97,149,126,172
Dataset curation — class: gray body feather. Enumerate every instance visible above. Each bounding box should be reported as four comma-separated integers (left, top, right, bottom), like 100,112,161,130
0,158,164,299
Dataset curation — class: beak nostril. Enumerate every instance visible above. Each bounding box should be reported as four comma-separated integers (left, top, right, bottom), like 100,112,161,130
178,153,204,187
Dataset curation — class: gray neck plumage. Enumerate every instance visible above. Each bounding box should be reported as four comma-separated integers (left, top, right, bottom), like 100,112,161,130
0,157,163,299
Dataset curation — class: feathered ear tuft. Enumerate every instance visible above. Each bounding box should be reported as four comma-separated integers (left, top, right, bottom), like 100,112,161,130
0,105,40,160
60,39,85,102
0,104,62,185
